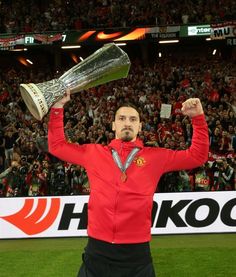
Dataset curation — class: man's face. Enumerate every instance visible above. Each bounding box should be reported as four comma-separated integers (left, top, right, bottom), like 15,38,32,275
112,107,142,142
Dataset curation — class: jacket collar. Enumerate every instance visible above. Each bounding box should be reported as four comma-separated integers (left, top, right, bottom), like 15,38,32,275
108,138,144,152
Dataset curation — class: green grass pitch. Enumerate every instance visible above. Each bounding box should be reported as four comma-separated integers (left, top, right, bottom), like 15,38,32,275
0,234,236,277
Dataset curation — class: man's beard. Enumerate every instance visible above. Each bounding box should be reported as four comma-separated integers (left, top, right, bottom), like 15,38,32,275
121,130,133,142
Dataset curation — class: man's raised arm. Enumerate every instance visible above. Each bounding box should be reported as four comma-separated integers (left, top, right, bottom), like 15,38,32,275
48,89,88,167
162,98,209,172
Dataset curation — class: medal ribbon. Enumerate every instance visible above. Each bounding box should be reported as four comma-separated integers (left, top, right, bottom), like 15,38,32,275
111,147,140,181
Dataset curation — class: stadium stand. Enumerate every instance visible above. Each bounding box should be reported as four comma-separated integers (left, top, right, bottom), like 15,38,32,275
0,0,235,196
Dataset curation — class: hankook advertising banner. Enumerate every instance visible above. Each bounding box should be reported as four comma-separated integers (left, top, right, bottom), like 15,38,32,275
0,192,235,239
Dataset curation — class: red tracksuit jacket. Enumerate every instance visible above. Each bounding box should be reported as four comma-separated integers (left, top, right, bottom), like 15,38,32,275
48,108,209,243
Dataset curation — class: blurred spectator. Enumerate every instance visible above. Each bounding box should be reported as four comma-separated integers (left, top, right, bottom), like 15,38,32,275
50,161,69,195
26,160,47,196
0,130,5,172
210,127,222,152
232,126,236,152
157,172,179,192
194,165,211,191
220,158,235,190
219,131,233,152
211,158,234,191
177,170,192,192
4,124,18,168
1,160,22,197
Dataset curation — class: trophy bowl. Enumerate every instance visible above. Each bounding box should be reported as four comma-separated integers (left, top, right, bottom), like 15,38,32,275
20,43,131,120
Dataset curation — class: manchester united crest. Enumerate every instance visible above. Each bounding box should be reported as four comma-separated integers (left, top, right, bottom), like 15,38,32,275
134,156,146,167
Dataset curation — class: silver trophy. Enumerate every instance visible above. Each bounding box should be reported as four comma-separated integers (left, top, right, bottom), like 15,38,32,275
20,43,131,120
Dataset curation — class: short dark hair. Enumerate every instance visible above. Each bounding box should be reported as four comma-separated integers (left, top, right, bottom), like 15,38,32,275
114,102,140,118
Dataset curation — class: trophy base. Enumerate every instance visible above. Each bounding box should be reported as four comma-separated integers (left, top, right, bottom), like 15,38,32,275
20,84,48,121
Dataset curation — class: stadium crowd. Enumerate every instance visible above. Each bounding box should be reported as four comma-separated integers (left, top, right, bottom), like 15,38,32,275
0,54,235,197
0,0,235,33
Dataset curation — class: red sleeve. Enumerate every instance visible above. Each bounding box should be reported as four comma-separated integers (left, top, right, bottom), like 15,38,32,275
162,114,209,172
48,108,90,167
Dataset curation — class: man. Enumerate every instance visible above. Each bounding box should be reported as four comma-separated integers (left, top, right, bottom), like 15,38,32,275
219,158,234,190
48,90,209,277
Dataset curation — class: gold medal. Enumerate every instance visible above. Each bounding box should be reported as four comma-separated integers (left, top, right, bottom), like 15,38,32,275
121,172,127,182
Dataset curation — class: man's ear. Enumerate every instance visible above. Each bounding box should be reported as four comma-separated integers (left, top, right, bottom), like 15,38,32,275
112,121,116,131
139,122,142,132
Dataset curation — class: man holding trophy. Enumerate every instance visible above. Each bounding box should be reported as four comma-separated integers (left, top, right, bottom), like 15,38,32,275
48,94,208,277
21,44,209,277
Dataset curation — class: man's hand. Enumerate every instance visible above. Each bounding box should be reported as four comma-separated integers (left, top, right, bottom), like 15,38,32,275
181,98,204,118
52,89,71,108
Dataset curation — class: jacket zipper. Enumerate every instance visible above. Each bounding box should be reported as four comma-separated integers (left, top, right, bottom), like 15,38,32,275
112,142,124,243
112,190,119,243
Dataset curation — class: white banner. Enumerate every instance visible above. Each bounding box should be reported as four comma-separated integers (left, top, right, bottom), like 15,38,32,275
151,191,236,234
211,21,236,40
0,192,235,239
160,104,172,118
